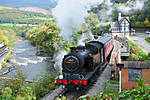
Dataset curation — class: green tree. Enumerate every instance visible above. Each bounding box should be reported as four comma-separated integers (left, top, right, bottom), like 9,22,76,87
85,12,100,35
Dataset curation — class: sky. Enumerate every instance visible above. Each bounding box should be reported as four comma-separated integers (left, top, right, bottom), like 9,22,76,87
0,0,57,8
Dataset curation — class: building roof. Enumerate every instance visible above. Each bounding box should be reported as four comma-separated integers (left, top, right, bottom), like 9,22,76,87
118,61,150,69
119,17,130,24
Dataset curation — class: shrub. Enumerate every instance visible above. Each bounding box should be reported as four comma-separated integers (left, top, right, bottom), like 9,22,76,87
32,73,58,99
79,78,150,100
1,61,9,68
0,70,58,100
145,37,150,43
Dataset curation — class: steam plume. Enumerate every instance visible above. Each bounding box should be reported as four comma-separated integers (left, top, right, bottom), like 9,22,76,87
53,50,67,73
117,0,148,13
52,0,104,39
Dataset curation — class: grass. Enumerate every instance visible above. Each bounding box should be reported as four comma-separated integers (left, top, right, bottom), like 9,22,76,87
0,23,13,26
103,80,119,96
145,37,150,43
106,80,119,84
0,6,14,10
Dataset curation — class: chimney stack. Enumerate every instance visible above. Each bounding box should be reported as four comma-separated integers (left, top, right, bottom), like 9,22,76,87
118,13,121,21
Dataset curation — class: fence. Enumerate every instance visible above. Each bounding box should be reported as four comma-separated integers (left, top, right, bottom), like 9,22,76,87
114,36,130,56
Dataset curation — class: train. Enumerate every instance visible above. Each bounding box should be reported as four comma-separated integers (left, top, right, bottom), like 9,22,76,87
0,42,9,57
55,34,114,89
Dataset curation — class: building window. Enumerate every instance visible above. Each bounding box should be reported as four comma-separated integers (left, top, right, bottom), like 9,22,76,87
128,68,142,81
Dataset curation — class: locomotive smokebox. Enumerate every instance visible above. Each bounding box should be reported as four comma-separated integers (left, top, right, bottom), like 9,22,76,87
62,47,90,72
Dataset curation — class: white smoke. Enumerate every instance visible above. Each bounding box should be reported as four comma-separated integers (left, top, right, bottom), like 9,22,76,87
53,50,67,73
117,0,148,14
78,24,94,45
52,0,105,39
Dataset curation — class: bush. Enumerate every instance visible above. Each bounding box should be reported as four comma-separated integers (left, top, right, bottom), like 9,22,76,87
32,73,58,99
79,78,150,100
145,37,150,43
5,53,12,62
1,61,9,68
0,70,58,100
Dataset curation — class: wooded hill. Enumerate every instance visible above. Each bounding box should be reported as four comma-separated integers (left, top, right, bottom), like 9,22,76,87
0,6,53,25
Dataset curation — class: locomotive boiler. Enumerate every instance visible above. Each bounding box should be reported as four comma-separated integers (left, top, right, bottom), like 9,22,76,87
55,34,114,89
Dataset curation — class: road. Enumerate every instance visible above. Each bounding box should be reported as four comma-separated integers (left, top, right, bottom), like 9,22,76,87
127,33,150,53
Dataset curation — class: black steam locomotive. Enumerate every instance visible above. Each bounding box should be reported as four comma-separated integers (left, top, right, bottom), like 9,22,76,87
55,34,114,89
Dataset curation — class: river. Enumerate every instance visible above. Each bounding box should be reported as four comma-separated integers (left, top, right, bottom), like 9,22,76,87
4,37,55,81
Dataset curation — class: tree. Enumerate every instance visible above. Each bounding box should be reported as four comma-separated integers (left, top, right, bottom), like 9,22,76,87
144,18,150,28
85,12,100,35
144,18,149,24
0,28,9,45
27,21,63,56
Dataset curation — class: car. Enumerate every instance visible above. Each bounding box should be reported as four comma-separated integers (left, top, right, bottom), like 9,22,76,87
145,31,150,34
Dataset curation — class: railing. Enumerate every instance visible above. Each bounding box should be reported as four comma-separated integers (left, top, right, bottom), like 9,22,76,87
0,46,9,58
0,45,9,64
114,36,130,56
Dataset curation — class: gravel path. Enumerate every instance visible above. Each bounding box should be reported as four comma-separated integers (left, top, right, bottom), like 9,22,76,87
87,65,112,97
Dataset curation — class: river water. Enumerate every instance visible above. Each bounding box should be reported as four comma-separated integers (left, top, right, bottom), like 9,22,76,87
4,37,54,81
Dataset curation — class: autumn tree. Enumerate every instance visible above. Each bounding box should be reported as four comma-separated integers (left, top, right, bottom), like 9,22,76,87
0,28,8,45
144,18,150,28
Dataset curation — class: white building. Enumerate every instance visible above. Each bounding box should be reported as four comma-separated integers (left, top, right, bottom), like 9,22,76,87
110,13,130,37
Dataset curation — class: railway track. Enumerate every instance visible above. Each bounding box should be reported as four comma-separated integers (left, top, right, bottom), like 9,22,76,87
55,87,87,100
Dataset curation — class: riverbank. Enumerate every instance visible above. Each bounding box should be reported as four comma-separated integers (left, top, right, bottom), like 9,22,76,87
2,37,55,81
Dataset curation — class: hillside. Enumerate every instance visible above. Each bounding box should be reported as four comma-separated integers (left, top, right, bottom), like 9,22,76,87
18,7,52,15
0,6,53,25
0,0,56,8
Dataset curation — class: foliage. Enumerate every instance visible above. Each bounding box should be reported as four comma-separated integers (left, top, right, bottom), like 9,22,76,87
26,21,68,56
103,83,119,96
85,12,101,35
119,78,150,99
5,52,12,62
6,70,27,94
130,0,150,28
126,40,149,61
32,73,58,99
106,80,119,84
0,25,30,47
145,37,150,43
135,21,145,28
79,78,150,100
0,28,9,45
1,61,9,68
0,7,52,25
0,70,58,100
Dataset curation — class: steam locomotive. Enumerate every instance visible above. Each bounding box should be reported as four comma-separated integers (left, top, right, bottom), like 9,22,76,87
55,34,114,89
